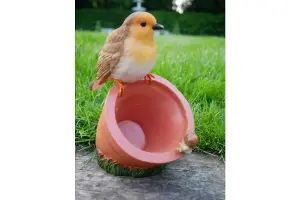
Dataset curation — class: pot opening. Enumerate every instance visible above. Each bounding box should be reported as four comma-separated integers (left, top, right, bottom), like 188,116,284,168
115,81,188,153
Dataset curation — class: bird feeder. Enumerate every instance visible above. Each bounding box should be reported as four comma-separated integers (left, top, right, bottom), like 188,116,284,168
95,74,198,176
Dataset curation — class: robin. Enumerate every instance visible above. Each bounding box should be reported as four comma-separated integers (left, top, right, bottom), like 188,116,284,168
90,12,164,97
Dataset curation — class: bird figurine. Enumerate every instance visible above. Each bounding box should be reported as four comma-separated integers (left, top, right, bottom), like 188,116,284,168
90,12,164,97
178,131,199,154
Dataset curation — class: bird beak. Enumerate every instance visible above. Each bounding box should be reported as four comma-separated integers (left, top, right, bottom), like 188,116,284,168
152,23,164,30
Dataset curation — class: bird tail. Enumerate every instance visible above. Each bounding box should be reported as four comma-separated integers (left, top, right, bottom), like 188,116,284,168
90,79,105,91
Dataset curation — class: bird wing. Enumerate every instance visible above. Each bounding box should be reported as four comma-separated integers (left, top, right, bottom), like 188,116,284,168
90,27,127,91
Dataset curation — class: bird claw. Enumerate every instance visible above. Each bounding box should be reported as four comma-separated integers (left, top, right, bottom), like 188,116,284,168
118,86,124,97
144,73,155,84
148,73,155,78
111,79,125,97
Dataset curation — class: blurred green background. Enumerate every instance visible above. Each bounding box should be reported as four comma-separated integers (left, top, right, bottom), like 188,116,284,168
75,0,225,36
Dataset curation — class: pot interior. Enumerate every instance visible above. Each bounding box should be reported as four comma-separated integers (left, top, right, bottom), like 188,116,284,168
115,81,188,153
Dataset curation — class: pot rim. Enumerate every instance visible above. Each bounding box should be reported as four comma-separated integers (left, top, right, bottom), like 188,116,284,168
104,74,195,164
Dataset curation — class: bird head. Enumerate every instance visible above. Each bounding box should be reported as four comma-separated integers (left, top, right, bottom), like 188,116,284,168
123,12,164,42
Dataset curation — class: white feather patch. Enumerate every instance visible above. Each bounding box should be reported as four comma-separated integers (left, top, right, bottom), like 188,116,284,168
111,57,156,83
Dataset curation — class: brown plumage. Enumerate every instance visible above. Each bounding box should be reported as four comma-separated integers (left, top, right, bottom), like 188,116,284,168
89,12,164,96
90,26,128,91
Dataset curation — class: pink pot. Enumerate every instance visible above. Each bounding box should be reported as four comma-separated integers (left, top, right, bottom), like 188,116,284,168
96,74,198,169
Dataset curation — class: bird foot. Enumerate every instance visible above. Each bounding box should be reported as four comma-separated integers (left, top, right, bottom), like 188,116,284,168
143,73,155,85
111,79,125,97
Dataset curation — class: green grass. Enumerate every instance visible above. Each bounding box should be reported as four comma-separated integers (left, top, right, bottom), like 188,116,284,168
75,31,225,159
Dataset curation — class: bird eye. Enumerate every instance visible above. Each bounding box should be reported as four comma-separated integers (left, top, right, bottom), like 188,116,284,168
140,21,146,27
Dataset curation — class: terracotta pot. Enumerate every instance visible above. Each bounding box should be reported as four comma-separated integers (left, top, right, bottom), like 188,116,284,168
96,74,198,169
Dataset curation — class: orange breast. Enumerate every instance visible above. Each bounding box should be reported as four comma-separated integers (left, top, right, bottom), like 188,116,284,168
124,37,157,64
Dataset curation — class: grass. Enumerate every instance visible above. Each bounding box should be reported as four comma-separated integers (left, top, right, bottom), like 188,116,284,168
75,31,225,159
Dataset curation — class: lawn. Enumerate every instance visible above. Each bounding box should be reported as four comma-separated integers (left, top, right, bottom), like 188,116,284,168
75,31,225,159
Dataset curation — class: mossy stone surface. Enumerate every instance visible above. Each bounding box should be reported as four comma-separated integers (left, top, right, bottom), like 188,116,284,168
96,151,167,178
